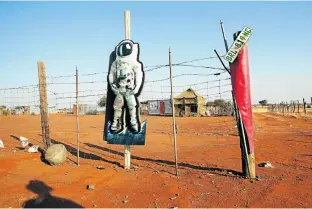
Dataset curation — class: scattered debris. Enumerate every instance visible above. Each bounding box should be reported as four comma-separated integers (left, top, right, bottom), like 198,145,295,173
28,145,39,153
96,165,105,170
153,170,159,173
20,136,29,147
132,165,139,170
0,139,4,148
125,195,128,199
122,200,128,204
87,184,95,190
228,172,233,175
200,192,210,196
199,175,204,179
258,161,274,168
296,175,304,181
240,187,247,192
169,194,179,200
191,181,202,186
211,180,215,184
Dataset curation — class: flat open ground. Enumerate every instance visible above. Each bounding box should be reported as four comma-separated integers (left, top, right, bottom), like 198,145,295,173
0,113,311,208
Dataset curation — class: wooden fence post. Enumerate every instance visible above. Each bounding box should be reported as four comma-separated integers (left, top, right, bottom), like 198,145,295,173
303,98,307,115
124,10,131,169
37,61,51,151
169,48,179,176
76,67,80,166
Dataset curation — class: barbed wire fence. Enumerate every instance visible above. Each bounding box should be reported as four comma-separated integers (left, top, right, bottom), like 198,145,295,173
0,54,241,172
267,98,312,116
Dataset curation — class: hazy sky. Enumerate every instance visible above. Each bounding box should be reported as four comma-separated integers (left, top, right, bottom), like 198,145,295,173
0,2,311,108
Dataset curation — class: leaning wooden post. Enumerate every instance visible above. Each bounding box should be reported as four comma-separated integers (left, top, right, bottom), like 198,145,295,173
124,10,131,169
297,100,300,114
76,67,80,166
169,48,179,176
229,30,256,179
37,61,51,151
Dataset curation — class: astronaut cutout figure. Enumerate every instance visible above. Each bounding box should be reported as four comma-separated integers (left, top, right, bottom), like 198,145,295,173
108,39,144,133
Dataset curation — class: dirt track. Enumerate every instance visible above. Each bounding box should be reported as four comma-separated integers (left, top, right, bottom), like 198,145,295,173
0,113,311,208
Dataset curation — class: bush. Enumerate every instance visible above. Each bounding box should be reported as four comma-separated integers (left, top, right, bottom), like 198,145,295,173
98,96,107,107
2,109,10,115
86,110,98,115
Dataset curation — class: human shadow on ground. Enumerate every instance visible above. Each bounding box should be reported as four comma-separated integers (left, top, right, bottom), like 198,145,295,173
84,142,243,177
22,180,84,208
10,135,50,165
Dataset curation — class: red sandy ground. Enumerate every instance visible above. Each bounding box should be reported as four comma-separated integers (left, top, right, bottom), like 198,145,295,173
0,113,311,208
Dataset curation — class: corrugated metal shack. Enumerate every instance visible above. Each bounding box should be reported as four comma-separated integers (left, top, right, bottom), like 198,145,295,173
148,99,172,116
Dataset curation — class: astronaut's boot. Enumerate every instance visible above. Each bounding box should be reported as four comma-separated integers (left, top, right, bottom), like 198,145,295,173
111,94,124,132
129,108,139,132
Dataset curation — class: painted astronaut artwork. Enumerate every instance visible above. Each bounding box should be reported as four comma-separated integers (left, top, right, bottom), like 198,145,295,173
104,39,147,145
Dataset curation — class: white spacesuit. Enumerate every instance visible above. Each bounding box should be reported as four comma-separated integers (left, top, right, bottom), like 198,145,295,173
108,40,143,132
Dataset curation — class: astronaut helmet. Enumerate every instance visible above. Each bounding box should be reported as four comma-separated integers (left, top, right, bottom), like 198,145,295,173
117,41,133,57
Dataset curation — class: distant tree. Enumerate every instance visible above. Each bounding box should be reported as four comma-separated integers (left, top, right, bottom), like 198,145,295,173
98,96,107,107
0,105,6,110
213,99,229,108
259,100,268,106
206,101,214,107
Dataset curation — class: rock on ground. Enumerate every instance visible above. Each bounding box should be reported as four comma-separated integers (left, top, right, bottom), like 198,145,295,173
45,144,67,165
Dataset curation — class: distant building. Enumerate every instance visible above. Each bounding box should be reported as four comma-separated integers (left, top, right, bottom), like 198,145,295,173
73,104,98,115
174,88,206,117
147,99,172,116
56,108,70,114
140,101,148,115
29,105,40,115
13,106,30,115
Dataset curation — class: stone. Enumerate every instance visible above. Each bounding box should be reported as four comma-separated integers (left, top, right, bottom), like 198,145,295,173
258,161,274,168
122,200,128,204
96,165,105,170
87,185,95,190
45,144,67,165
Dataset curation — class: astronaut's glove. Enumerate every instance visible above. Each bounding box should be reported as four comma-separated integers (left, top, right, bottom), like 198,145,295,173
111,84,119,95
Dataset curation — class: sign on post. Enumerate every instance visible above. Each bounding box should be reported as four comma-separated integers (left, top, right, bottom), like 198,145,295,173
224,26,253,63
104,39,147,145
